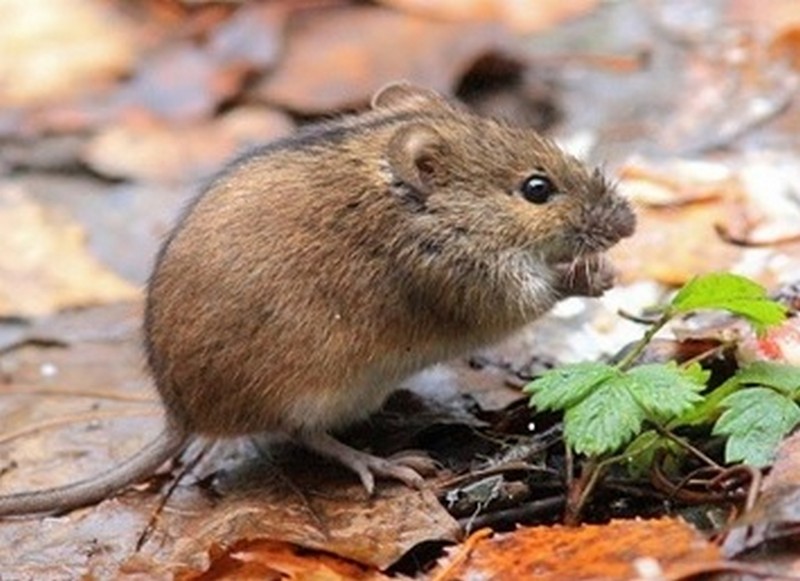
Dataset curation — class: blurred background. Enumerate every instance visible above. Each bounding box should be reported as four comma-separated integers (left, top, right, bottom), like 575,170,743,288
1,0,799,312
2,1,800,577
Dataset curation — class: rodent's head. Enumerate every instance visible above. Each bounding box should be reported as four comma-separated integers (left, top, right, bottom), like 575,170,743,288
373,83,636,271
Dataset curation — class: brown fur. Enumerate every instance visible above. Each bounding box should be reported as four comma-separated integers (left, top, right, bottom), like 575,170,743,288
0,83,635,515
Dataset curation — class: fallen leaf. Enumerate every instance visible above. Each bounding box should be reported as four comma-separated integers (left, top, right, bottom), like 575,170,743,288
611,159,747,286
722,430,800,571
254,5,510,113
0,186,140,317
0,0,135,107
0,306,460,577
737,316,800,366
159,472,459,574
178,539,391,581
430,518,721,580
83,106,294,184
207,1,286,71
378,0,600,33
120,41,230,124
729,0,800,38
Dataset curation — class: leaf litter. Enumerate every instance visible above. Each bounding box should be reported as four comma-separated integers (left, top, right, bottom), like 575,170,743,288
1,0,800,579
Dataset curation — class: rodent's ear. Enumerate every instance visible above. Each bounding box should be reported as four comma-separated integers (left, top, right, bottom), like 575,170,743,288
387,123,449,195
372,82,447,111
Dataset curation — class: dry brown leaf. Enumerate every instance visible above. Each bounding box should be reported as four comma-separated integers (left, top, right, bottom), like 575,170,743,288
770,26,800,71
83,107,294,183
729,0,800,35
736,316,800,366
207,1,286,70
121,42,231,124
722,430,800,571
158,475,459,573
378,0,600,33
254,5,509,114
177,539,391,581
0,0,135,107
611,160,747,286
430,518,721,580
0,186,139,317
0,306,458,577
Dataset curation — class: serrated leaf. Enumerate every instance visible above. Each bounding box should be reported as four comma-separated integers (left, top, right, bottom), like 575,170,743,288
723,426,786,467
626,363,706,421
672,273,767,309
673,375,739,428
670,273,786,332
732,362,800,397
525,362,617,412
677,362,800,428
564,376,645,456
681,361,712,386
713,388,800,466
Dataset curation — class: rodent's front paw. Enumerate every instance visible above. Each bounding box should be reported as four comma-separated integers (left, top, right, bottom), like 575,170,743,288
554,255,617,298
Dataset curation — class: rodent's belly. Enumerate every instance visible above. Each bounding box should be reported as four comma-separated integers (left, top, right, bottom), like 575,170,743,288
282,378,398,432
278,344,468,433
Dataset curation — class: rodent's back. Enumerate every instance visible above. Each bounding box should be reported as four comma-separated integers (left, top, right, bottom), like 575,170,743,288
145,107,462,434
145,85,635,437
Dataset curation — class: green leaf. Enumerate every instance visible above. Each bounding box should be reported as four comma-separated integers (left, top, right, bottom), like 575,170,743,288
525,362,617,411
564,375,645,456
626,363,706,421
669,272,786,332
681,361,713,386
676,362,800,428
732,362,800,397
673,376,739,428
713,388,800,466
623,430,681,478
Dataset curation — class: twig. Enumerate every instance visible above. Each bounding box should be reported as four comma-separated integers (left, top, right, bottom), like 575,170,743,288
0,387,156,403
436,461,555,491
136,441,212,551
715,222,800,247
651,423,721,470
458,496,565,531
0,337,69,356
710,464,762,511
0,409,161,447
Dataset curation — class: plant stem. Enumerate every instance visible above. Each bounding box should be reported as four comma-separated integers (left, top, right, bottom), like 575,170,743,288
652,423,722,469
614,312,673,371
565,457,609,525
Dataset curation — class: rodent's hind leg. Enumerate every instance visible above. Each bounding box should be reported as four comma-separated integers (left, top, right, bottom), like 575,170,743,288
296,431,426,494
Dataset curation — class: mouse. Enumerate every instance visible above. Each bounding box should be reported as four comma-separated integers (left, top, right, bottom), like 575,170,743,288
0,82,635,516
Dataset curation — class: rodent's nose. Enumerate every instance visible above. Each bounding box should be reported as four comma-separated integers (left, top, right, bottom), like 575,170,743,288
616,201,636,239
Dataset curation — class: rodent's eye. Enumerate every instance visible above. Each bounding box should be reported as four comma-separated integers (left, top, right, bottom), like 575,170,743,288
520,174,556,204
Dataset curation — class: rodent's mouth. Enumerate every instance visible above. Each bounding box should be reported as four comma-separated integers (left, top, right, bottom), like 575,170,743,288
551,252,616,297
551,250,607,273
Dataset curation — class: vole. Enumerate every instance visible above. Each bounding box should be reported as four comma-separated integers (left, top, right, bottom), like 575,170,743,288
0,83,635,516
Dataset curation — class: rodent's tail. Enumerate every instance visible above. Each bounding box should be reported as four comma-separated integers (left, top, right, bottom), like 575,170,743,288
0,426,189,517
